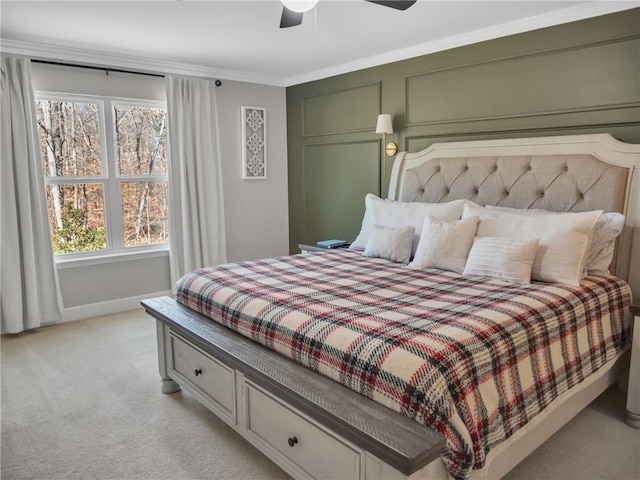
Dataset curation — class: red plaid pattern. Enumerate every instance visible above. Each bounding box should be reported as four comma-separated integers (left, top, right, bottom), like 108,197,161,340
175,250,631,479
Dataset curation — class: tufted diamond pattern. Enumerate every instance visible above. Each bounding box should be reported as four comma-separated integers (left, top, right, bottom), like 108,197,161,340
399,154,628,213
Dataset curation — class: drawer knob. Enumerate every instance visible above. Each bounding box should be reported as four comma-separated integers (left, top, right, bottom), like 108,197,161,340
287,436,298,448
194,368,203,376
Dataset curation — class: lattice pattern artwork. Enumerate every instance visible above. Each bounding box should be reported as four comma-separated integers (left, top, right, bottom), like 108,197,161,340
241,107,266,179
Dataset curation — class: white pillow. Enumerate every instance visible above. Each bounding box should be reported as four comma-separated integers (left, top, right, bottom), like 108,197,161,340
410,215,479,273
351,194,464,254
463,237,540,284
588,212,625,274
363,224,415,264
462,202,602,286
486,206,625,275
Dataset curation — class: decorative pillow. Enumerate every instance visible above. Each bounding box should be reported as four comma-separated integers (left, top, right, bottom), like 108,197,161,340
486,206,625,275
587,212,625,274
350,194,464,254
462,202,602,286
363,225,415,264
410,215,479,273
463,237,540,284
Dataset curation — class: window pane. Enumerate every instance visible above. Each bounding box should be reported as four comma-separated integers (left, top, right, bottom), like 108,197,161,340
114,105,167,176
45,184,107,254
36,100,103,177
121,181,168,247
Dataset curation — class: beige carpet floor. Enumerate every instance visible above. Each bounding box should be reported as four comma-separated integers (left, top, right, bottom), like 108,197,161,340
1,309,639,480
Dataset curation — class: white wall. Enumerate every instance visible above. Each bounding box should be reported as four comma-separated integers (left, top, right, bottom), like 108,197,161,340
31,63,289,321
217,81,289,262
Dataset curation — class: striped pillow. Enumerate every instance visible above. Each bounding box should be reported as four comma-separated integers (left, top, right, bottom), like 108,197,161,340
461,202,601,286
463,237,540,284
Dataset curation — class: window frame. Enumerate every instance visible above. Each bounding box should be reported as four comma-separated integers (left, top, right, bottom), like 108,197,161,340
36,91,170,262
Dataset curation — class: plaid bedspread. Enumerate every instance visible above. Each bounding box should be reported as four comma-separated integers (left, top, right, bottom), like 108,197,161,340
175,250,631,479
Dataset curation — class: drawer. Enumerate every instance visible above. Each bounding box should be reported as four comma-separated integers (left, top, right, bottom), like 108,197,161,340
245,382,360,479
169,333,235,421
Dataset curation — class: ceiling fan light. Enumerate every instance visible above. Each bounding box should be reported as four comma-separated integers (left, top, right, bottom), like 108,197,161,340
281,0,319,13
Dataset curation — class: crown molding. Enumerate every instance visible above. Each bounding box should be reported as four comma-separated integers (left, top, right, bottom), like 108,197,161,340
282,1,639,86
0,38,285,87
1,1,637,88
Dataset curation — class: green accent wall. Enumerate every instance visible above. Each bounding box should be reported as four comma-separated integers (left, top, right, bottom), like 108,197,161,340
286,9,640,253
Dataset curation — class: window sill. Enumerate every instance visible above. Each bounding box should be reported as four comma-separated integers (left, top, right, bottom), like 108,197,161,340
55,247,169,270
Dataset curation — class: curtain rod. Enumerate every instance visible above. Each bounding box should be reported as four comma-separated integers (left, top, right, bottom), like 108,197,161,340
31,59,223,86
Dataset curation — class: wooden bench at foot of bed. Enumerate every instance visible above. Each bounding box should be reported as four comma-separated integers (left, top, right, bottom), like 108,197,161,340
143,296,448,480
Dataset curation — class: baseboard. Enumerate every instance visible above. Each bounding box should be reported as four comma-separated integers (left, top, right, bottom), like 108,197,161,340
60,290,172,323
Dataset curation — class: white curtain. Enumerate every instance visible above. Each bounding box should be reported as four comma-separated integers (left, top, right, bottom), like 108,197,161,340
165,75,227,287
1,56,62,334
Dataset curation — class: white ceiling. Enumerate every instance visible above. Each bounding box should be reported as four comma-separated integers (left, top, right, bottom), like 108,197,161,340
1,1,637,86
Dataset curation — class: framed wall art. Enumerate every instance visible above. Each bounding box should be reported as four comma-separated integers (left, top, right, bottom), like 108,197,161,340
241,106,267,179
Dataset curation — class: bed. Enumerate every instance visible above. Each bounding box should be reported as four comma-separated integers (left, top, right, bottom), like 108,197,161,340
142,133,640,480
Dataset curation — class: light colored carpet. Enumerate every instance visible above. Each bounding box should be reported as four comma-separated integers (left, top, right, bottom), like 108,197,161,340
1,309,639,480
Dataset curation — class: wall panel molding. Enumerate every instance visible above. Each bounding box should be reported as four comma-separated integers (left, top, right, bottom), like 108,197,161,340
404,123,640,153
405,36,639,127
405,102,640,128
301,140,380,243
401,104,640,143
287,9,640,253
302,82,381,137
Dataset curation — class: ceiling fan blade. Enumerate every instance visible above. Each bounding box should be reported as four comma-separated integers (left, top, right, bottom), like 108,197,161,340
364,0,417,11
280,6,304,28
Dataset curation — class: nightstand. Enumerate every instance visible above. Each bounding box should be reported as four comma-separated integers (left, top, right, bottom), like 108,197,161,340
627,303,640,428
298,244,330,253
298,244,350,253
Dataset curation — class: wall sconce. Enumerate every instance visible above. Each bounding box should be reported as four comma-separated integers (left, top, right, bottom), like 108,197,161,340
376,114,398,156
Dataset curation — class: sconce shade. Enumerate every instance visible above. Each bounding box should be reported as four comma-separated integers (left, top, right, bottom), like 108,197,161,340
281,0,319,13
376,114,394,135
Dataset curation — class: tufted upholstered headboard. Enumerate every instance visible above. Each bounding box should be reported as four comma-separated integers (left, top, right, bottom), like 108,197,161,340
388,134,640,299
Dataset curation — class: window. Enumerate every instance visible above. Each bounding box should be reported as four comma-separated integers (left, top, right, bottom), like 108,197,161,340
35,93,169,258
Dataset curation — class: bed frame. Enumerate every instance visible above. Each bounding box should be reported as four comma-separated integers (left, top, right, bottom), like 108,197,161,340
142,133,639,480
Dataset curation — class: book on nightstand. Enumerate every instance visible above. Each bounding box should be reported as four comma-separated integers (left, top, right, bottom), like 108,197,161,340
316,239,351,249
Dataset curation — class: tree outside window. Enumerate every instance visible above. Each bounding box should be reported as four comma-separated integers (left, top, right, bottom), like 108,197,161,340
35,94,168,256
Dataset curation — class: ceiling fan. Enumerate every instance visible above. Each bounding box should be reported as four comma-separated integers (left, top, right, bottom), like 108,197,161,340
280,0,417,28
